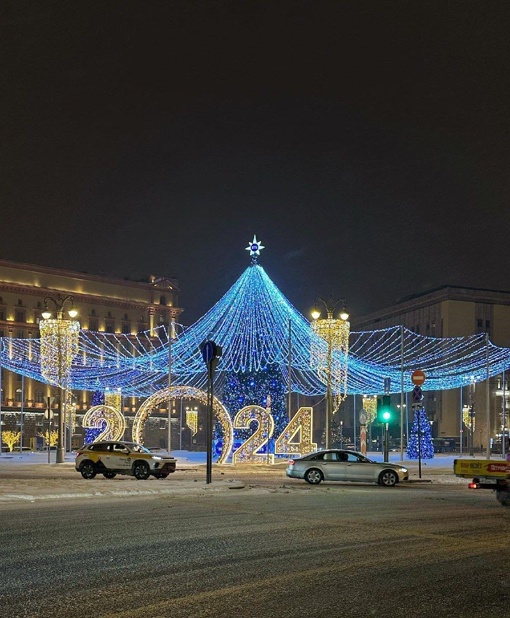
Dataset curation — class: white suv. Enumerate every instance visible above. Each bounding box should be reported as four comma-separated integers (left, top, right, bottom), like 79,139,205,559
75,441,177,480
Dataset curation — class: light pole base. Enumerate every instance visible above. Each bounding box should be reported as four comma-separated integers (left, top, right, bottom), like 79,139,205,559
56,447,65,463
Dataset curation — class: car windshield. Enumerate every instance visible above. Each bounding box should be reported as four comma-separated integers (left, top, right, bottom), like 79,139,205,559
125,443,152,454
305,451,376,463
347,452,375,463
360,455,376,463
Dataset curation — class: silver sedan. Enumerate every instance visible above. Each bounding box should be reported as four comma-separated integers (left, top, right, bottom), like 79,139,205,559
286,449,408,486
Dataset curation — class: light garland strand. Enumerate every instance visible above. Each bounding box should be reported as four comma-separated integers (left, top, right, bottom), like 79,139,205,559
1,264,510,395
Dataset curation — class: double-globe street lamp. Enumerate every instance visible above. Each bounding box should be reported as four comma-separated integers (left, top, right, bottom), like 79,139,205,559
40,295,80,463
311,297,350,450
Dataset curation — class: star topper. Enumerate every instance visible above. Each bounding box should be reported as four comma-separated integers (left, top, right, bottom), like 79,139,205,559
245,235,265,262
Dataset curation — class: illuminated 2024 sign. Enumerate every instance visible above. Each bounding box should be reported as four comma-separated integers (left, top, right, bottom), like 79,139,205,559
85,385,317,464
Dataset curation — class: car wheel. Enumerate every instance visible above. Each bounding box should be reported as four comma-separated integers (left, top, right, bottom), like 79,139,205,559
496,489,510,507
379,470,398,487
103,472,117,479
133,461,151,480
154,473,169,479
80,461,96,479
304,468,323,485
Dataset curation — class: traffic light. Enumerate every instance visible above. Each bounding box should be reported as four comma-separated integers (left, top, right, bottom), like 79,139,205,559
377,395,393,423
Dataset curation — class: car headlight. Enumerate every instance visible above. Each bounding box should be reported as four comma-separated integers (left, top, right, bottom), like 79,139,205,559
152,456,162,461
399,467,408,473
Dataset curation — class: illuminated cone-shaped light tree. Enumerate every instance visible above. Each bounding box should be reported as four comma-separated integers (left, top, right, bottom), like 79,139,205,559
218,237,289,445
407,407,434,459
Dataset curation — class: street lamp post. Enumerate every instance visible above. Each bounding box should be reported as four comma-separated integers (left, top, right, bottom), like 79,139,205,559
311,297,350,450
40,295,79,464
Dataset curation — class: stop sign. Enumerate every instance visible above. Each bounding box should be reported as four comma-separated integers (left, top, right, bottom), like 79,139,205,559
411,370,426,386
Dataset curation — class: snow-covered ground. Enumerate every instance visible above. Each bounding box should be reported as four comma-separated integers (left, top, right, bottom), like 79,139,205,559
0,449,207,466
0,448,479,470
0,449,496,504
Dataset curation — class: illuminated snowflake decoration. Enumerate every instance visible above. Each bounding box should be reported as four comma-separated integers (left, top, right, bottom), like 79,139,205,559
245,235,265,261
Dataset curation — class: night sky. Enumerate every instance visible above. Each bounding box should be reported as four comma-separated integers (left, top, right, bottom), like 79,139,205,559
2,2,509,325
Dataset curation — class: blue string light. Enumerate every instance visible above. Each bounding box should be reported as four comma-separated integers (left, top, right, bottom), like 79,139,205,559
1,263,510,396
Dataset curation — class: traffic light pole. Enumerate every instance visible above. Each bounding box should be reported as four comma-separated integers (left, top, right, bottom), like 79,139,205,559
206,362,213,485
200,340,222,485
383,380,390,462
384,423,389,462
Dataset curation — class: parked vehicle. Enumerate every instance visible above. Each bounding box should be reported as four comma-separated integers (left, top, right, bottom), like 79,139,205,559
453,457,510,507
75,441,177,480
286,449,408,486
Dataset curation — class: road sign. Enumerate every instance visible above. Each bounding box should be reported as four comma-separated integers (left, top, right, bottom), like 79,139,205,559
411,370,426,386
412,385,423,402
201,340,216,365
43,409,54,420
359,409,367,425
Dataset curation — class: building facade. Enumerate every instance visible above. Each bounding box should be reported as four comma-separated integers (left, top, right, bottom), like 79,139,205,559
351,285,510,452
0,259,183,451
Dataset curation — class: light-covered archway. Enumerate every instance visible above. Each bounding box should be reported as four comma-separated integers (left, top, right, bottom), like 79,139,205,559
132,386,233,464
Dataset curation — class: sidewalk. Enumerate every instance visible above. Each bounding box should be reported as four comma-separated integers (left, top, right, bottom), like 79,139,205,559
0,450,476,503
0,451,245,503
0,449,467,467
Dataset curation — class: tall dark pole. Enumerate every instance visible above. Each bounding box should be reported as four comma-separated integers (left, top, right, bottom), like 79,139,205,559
206,362,213,484
485,333,491,459
200,340,221,485
417,408,422,479
45,396,53,464
325,337,332,449
19,373,25,455
383,379,390,461
502,371,507,459
400,325,405,461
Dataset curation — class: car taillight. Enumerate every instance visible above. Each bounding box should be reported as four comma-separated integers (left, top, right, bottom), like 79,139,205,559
288,460,295,466
468,482,479,489
76,451,83,457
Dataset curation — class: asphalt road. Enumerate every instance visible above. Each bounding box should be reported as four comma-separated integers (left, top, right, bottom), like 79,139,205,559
0,478,508,618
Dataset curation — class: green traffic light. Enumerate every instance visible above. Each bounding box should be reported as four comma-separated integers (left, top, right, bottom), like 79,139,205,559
377,396,394,423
